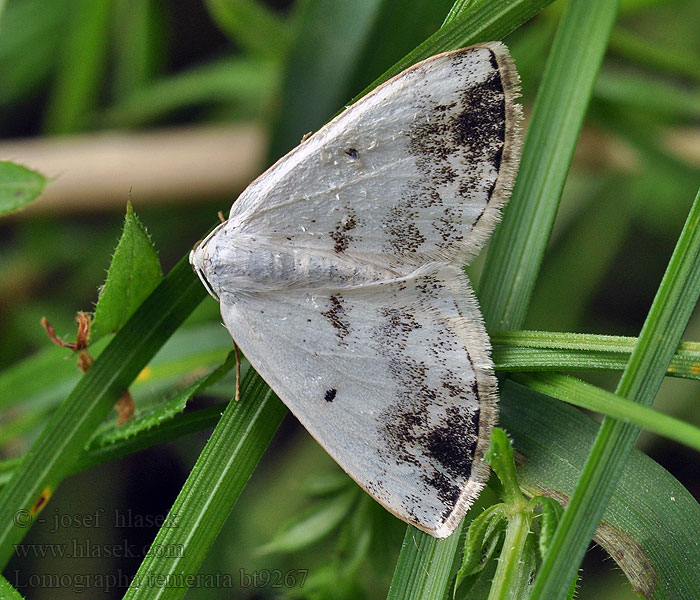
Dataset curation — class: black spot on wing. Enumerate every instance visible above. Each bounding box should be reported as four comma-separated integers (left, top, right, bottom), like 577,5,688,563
321,294,350,344
425,405,479,481
383,207,426,253
330,212,357,253
425,470,461,514
324,388,337,402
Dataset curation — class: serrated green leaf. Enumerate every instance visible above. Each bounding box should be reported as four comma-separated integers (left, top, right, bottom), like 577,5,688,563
92,350,237,446
0,256,206,568
485,428,522,506
0,161,47,215
92,202,163,340
454,504,507,592
258,488,359,555
534,496,563,559
0,573,24,600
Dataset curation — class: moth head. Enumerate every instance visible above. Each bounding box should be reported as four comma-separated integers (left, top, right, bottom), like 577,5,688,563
189,221,227,302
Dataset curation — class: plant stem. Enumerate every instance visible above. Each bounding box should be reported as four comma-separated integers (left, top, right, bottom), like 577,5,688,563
488,504,532,600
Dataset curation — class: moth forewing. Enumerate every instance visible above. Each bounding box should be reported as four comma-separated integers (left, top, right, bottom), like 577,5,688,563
190,42,522,537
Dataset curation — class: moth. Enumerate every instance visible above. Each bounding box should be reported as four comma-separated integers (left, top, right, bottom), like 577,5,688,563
190,42,522,538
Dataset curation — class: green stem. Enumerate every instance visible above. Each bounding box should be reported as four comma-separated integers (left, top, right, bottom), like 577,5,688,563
488,506,532,600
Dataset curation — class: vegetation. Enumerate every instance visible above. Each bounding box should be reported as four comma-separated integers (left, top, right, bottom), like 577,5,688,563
0,0,698,598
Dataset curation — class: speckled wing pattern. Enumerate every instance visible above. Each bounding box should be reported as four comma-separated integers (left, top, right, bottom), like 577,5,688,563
190,42,522,537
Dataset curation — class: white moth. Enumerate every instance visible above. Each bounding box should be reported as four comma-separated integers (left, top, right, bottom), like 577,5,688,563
190,42,522,538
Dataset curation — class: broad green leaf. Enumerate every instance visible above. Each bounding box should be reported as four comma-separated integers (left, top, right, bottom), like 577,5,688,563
516,372,700,454
532,185,700,597
0,161,47,215
92,202,163,340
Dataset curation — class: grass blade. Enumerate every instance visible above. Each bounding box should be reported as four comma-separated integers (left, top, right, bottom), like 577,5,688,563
0,257,205,568
491,330,700,380
123,371,286,600
478,0,620,331
515,372,700,454
531,187,700,597
350,0,558,105
43,0,113,133
501,381,700,599
386,526,464,600
268,0,385,158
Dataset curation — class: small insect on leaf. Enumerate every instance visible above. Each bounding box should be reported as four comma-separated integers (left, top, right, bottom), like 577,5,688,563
190,42,523,538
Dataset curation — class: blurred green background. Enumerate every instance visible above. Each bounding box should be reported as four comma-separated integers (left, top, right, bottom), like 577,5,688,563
0,0,698,598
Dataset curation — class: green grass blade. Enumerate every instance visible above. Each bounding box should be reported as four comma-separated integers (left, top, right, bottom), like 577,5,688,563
0,573,22,600
123,371,286,600
491,331,700,380
99,57,278,128
0,257,206,568
0,403,229,490
609,28,700,84
43,0,113,133
501,381,700,600
204,0,292,59
342,0,455,99
382,0,558,597
350,0,557,106
112,0,164,100
386,527,463,600
268,0,385,159
515,372,700,454
595,69,700,119
531,187,700,597
478,0,620,331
